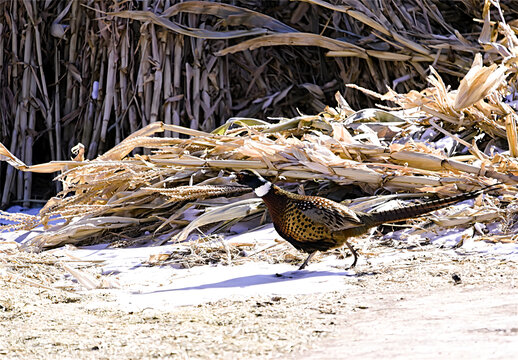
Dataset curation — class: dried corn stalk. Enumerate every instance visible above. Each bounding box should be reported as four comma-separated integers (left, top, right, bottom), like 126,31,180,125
0,104,516,248
1,1,518,249
1,0,518,209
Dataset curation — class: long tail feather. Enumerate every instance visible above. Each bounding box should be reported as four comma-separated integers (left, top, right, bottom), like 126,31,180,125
366,183,500,226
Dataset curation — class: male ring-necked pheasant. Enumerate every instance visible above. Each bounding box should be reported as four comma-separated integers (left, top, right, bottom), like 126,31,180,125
236,170,497,270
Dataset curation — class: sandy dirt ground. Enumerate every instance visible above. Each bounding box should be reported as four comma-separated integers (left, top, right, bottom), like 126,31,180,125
1,246,517,359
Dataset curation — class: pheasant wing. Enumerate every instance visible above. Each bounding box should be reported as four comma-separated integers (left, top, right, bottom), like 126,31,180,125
300,199,363,231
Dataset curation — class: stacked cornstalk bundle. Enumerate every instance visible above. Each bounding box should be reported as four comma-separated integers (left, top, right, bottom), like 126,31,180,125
1,0,517,209
2,24,518,248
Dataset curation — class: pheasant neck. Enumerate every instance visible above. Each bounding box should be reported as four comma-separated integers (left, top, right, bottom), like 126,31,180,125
260,185,287,220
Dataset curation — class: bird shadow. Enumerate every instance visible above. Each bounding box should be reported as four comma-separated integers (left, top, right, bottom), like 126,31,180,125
140,268,372,295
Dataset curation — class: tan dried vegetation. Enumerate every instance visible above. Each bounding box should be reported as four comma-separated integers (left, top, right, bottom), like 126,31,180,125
1,1,518,289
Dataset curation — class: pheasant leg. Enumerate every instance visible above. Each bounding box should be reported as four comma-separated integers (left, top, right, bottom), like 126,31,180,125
344,240,359,268
298,251,317,270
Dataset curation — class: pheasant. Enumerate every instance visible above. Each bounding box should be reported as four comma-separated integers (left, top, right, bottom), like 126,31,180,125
236,170,497,270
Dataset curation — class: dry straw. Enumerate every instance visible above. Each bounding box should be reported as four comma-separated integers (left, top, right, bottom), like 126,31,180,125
1,42,518,247
0,0,517,253
2,1,518,295
1,0,517,208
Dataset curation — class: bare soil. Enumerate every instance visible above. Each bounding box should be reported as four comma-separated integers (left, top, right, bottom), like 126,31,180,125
1,247,517,359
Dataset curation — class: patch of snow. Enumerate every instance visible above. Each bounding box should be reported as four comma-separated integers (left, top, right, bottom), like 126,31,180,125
0,206,41,227
419,128,438,142
6,206,41,216
2,209,518,309
0,206,43,243
0,229,44,245
434,136,456,154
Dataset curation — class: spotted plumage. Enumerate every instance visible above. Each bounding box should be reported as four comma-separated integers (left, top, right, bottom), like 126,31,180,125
236,170,498,270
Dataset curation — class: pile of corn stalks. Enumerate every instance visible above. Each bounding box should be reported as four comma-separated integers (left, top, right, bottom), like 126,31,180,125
1,0,517,209
2,45,518,249
1,0,518,250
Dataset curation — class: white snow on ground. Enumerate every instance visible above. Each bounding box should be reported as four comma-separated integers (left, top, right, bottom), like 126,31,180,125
1,205,41,217
50,225,362,310
74,243,359,309
2,206,518,310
